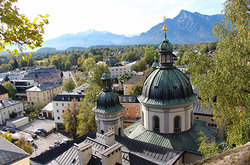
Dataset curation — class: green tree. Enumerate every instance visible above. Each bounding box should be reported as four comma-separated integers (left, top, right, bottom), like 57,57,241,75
129,84,143,95
122,52,139,62
63,77,76,92
87,64,106,87
3,81,16,99
82,58,96,76
0,0,49,57
77,84,101,136
119,73,132,85
3,75,10,82
65,60,72,70
25,103,44,120
186,0,249,149
144,46,158,65
62,99,79,139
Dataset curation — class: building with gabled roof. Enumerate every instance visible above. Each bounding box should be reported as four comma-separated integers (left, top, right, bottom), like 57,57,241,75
0,136,30,165
0,84,9,100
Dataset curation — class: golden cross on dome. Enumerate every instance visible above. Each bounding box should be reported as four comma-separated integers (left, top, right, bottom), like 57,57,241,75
163,16,168,39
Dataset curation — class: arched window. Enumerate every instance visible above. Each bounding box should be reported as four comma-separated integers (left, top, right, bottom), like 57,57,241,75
153,116,160,132
118,127,121,136
174,116,181,133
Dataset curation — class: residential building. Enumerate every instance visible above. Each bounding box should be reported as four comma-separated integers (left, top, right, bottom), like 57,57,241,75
0,136,30,165
108,61,137,79
0,100,24,125
123,75,146,95
0,84,9,100
53,93,85,130
23,67,62,84
41,102,54,119
120,95,141,127
26,82,62,104
31,131,183,165
11,80,34,101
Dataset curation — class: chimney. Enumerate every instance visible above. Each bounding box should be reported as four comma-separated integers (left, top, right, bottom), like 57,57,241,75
104,131,115,146
101,143,122,165
75,142,92,165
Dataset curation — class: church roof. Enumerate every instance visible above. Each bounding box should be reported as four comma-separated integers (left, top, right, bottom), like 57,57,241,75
124,120,219,154
31,132,182,165
138,68,196,106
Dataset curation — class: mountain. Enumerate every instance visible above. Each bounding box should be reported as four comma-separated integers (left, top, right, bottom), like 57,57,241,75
43,10,224,50
123,10,224,45
43,30,127,50
36,47,57,52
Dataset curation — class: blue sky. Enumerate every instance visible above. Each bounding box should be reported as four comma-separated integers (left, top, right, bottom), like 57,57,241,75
17,0,225,40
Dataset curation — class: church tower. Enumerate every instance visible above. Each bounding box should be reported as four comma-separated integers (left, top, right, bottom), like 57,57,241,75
93,70,124,136
138,17,197,134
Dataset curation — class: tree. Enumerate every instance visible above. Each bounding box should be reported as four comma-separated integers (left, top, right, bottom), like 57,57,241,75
77,84,101,136
122,52,139,62
119,73,132,85
3,75,10,82
0,0,49,57
65,60,72,70
82,58,96,76
25,103,44,120
63,77,76,92
87,64,106,87
186,0,249,148
3,81,16,99
129,84,143,95
144,46,158,66
62,99,80,139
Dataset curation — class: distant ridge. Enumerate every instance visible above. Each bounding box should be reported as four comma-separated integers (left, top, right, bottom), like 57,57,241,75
42,10,224,50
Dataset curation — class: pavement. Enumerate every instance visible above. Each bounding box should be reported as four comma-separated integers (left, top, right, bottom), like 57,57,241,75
30,132,69,157
18,119,55,134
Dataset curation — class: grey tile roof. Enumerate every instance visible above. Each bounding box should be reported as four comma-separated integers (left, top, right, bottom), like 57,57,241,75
24,72,56,79
0,100,21,110
0,136,29,164
31,132,182,165
120,95,139,103
124,76,147,85
193,100,214,116
26,82,61,92
53,93,85,102
0,84,8,95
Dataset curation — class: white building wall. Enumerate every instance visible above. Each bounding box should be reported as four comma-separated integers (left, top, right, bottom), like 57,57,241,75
0,102,24,125
108,61,136,78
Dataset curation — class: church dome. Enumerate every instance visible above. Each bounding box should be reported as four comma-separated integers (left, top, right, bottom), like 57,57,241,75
95,91,124,113
93,70,124,113
138,68,196,106
159,39,173,52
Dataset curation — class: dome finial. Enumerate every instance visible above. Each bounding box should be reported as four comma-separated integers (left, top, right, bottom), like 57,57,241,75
163,16,168,39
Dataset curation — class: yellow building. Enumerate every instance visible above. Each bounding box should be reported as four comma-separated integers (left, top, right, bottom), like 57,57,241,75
26,82,62,105
0,84,9,100
123,76,146,95
0,136,30,165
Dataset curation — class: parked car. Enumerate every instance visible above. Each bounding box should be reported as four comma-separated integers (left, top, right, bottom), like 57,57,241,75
32,133,38,139
34,130,42,135
38,128,47,133
27,138,34,143
49,145,57,150
38,116,45,120
2,126,10,131
60,138,70,144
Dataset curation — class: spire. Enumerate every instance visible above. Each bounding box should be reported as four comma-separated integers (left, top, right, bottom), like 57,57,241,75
158,16,174,68
101,69,112,92
163,16,168,40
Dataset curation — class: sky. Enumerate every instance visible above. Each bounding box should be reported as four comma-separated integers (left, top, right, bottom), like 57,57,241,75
16,0,225,41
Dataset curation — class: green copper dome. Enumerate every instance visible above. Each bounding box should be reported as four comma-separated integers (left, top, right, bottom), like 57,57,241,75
93,91,124,113
93,70,124,113
159,39,173,52
138,68,196,106
152,61,159,68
